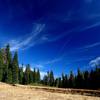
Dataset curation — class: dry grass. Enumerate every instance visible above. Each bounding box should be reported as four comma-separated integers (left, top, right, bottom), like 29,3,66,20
0,82,100,100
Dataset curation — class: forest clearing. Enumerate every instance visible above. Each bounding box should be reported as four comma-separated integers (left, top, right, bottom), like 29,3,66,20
0,82,100,100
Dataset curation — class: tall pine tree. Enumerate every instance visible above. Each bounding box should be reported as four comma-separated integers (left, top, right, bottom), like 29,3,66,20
24,64,31,84
49,71,54,86
0,49,4,81
6,44,13,83
36,69,40,83
19,67,23,84
12,51,19,84
69,71,75,88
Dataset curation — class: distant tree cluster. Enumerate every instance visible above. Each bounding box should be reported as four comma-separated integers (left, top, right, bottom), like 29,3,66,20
42,68,100,89
0,45,100,90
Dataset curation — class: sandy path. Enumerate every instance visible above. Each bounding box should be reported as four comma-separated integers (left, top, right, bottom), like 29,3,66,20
0,83,100,100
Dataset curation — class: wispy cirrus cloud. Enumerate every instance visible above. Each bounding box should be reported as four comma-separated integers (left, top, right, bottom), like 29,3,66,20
67,41,100,55
6,23,47,51
89,57,100,67
30,57,63,70
31,64,44,69
68,57,93,64
79,42,100,50
5,23,73,51
48,21,100,42
5,18,100,52
50,22,100,42
80,22,100,32
40,57,63,65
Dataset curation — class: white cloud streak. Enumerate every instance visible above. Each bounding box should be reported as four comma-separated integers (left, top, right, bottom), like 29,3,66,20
4,17,100,52
89,57,100,67
48,22,100,42
40,57,62,65
30,57,62,70
79,42,100,50
65,57,93,66
7,23,46,51
31,64,44,69
80,22,100,32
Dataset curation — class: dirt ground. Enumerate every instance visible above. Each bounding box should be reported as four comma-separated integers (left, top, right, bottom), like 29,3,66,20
0,82,100,100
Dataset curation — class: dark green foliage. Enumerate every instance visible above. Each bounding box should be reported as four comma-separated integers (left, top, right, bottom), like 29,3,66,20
49,71,54,86
19,67,23,84
6,44,13,83
84,71,89,89
47,71,50,85
12,51,19,84
63,74,68,88
24,64,31,84
7,68,12,83
29,70,34,84
44,71,54,86
36,69,40,83
61,73,68,88
43,75,48,85
69,71,75,88
0,49,4,81
6,44,12,65
2,64,8,82
95,67,100,89
75,68,84,88
33,68,36,83
0,45,100,90
57,77,62,88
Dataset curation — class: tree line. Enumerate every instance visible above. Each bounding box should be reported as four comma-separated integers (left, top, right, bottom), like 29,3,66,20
43,68,100,89
0,44,100,90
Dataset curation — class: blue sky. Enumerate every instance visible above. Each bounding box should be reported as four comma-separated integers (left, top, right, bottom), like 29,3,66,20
0,0,100,77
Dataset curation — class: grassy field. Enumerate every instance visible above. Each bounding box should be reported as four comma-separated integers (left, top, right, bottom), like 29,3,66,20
0,82,100,100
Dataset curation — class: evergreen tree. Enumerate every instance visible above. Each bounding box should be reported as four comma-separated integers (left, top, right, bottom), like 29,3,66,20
33,68,36,83
6,44,12,65
76,68,84,88
61,73,65,88
19,67,23,84
49,71,54,86
89,70,95,89
5,44,13,83
2,64,8,82
84,71,89,89
36,69,40,83
69,71,75,88
43,75,48,85
61,73,68,88
0,49,4,81
12,51,19,84
1,45,100,90
29,70,33,84
7,68,13,83
64,74,68,88
54,78,58,87
58,77,62,88
47,71,50,86
24,64,31,84
94,67,100,89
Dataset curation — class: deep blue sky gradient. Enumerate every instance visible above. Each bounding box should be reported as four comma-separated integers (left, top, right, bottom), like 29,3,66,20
0,0,100,77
